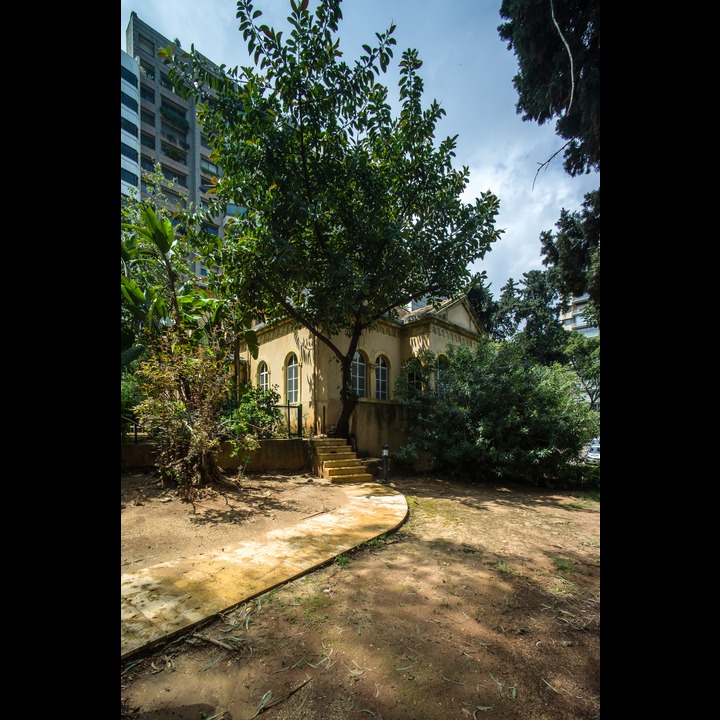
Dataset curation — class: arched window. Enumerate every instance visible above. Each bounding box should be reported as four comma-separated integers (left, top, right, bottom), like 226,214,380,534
408,370,423,393
375,356,389,399
286,353,298,404
351,351,366,397
435,355,450,393
403,356,425,396
258,361,269,392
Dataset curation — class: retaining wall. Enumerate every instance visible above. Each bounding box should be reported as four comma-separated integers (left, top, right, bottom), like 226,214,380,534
121,438,310,473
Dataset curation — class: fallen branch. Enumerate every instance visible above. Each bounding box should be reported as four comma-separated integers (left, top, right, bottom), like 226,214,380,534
194,633,237,653
254,677,312,715
442,676,465,685
460,702,494,718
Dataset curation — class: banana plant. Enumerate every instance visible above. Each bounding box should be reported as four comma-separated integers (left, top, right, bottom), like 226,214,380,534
121,202,258,368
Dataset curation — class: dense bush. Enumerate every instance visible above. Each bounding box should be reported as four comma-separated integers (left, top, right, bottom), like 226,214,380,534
221,385,285,447
134,330,247,492
121,368,144,435
395,341,599,485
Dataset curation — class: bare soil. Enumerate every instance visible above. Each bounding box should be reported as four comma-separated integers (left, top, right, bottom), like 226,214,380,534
121,469,600,720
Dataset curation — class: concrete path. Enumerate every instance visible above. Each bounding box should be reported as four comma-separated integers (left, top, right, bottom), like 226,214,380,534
121,481,408,660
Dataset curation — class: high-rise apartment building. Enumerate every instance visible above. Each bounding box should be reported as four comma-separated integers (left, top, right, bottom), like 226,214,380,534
121,11,225,279
560,293,598,337
121,49,141,197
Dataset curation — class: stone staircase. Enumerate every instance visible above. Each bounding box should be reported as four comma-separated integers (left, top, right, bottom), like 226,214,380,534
309,436,374,483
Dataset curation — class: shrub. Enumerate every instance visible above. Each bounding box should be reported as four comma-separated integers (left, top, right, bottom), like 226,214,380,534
221,385,284,442
121,368,144,435
135,330,230,493
395,341,600,484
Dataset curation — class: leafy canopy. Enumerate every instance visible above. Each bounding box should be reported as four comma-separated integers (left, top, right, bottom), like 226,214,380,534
162,0,501,345
498,0,600,177
161,0,502,437
394,342,600,485
121,165,259,370
540,188,599,322
498,1,600,323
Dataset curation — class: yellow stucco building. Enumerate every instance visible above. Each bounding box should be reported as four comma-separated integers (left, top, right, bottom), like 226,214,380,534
237,296,484,457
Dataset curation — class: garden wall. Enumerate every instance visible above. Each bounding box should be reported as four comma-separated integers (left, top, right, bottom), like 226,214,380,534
121,438,310,473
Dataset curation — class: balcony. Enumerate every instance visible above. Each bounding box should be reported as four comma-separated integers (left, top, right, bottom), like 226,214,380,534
159,105,189,133
160,131,190,151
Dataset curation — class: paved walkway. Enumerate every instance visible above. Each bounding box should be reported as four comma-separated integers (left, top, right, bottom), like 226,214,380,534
121,481,408,660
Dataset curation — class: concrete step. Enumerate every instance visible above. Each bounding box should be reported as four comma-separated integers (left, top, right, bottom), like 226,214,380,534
310,438,348,447
310,437,369,482
322,458,362,468
318,453,357,467
325,465,365,477
330,472,374,484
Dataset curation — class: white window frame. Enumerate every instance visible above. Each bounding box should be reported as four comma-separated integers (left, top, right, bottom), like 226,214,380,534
351,352,366,398
375,356,389,399
258,361,269,392
286,354,298,404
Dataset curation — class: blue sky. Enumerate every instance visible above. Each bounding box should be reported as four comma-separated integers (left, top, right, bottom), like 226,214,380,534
121,0,599,296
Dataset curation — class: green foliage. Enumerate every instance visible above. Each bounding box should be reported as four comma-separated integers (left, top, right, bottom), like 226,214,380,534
394,350,436,401
562,331,599,410
160,0,502,437
576,461,600,491
488,278,521,341
395,342,599,485
134,329,232,492
121,368,145,434
391,443,419,471
540,189,600,319
490,269,570,366
121,165,191,367
498,0,600,177
121,165,259,371
221,385,284,450
466,275,499,336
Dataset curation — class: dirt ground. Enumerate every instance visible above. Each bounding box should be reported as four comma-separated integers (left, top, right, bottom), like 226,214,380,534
121,468,600,720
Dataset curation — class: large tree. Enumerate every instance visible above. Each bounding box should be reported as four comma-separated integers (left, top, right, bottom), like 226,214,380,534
491,269,569,366
161,0,502,438
498,0,600,323
540,187,599,323
498,0,600,178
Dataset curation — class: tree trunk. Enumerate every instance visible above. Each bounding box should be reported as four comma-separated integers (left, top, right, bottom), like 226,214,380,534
334,393,358,438
333,353,358,438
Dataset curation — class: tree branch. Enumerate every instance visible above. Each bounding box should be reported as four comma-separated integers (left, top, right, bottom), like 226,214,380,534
550,0,575,116
532,140,571,190
251,272,347,360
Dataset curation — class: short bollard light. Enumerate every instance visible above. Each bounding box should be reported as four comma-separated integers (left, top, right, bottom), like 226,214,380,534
382,444,389,483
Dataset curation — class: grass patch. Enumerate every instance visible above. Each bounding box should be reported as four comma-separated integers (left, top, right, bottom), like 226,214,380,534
570,489,600,503
547,576,580,596
361,533,388,549
301,593,334,623
494,560,522,576
551,557,575,574
334,553,350,568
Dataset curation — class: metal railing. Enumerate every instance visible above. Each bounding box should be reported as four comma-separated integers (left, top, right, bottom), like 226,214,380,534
123,405,304,444
121,416,149,445
274,404,303,438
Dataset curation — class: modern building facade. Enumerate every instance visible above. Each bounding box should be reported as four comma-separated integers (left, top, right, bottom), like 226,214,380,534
120,49,141,198
560,293,598,337
122,11,224,279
